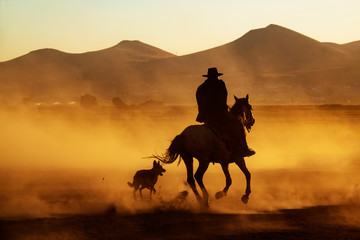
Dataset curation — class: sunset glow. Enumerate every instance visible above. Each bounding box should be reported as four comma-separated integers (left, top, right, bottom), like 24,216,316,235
1,1,360,238
1,0,359,62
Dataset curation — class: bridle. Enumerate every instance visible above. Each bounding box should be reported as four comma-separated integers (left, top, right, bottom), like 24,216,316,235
230,95,255,132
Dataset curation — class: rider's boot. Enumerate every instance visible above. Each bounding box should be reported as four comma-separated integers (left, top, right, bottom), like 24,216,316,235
238,129,255,157
242,146,255,157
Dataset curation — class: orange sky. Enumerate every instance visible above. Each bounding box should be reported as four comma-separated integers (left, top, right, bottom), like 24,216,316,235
1,0,359,62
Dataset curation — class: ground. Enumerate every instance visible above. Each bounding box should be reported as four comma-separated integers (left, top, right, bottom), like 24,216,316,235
1,204,360,240
1,105,359,239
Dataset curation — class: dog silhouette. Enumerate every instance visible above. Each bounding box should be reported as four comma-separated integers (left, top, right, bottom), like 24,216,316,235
128,160,166,200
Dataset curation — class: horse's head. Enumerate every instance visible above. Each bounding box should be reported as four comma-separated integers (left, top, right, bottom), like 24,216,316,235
230,94,255,132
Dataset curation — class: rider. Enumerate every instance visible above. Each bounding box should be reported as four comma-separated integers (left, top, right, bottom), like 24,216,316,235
196,67,255,157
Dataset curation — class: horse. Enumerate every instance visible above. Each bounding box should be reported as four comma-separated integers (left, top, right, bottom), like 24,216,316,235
153,94,255,207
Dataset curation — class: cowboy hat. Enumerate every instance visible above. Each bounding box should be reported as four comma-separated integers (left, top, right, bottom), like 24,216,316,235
202,67,223,77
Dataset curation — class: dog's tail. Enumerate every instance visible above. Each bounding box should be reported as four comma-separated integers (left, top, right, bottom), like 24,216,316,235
127,182,134,188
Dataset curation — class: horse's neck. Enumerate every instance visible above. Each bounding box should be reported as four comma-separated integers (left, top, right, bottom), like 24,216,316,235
230,108,244,122
229,106,238,116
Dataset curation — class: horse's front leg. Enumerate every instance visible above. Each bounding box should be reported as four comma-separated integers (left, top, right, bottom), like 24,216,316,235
235,157,251,204
215,163,232,199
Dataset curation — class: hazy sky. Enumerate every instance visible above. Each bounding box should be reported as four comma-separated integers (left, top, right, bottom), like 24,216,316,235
1,0,359,62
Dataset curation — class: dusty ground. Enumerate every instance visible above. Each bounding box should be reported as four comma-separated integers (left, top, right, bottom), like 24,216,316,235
0,105,359,239
1,204,360,240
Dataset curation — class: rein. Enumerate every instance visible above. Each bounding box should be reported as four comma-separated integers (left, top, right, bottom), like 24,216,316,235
230,98,254,133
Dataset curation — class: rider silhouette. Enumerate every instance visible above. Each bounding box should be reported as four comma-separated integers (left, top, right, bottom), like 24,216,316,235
196,68,227,124
196,67,255,157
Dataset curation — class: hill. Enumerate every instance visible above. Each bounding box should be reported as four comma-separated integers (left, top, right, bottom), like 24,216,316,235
0,24,359,105
0,40,176,103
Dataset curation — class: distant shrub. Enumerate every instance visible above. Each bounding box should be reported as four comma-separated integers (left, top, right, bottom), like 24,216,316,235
138,99,163,108
112,97,127,108
80,94,97,108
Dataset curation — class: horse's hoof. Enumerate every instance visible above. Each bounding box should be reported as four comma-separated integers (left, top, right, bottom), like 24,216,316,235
196,195,203,202
202,200,210,209
215,191,227,199
241,195,249,204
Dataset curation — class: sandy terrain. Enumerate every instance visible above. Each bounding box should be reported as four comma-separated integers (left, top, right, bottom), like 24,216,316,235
1,204,360,240
1,167,360,240
0,105,359,239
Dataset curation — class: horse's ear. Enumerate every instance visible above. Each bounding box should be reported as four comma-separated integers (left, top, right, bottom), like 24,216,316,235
246,94,249,100
234,95,239,101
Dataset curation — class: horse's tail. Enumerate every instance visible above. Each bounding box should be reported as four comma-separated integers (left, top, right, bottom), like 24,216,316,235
153,134,185,165
167,134,185,164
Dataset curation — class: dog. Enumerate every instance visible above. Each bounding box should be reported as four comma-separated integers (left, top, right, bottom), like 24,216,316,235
128,160,166,200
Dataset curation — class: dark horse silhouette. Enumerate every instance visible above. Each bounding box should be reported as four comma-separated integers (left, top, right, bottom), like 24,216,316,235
153,95,255,206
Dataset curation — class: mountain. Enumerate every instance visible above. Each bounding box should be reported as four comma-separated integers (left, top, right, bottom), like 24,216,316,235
0,41,176,103
134,24,359,104
0,24,359,105
339,40,360,57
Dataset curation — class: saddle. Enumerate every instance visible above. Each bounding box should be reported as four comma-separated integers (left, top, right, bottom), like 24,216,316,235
204,123,237,151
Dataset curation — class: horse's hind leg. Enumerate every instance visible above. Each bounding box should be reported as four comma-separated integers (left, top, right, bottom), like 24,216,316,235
195,161,210,207
215,163,232,199
183,154,202,202
235,157,251,204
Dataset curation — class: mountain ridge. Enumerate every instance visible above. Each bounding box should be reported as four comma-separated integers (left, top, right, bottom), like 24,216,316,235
0,24,359,105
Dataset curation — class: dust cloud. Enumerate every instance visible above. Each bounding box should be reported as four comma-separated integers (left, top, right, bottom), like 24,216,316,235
0,102,359,219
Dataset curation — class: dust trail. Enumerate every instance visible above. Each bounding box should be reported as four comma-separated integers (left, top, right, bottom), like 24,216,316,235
0,104,359,218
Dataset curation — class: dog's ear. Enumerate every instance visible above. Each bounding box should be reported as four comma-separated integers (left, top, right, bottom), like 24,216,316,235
153,160,156,166
157,161,161,165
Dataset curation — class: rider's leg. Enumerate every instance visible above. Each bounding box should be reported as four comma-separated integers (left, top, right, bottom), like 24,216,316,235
237,126,255,157
226,114,255,157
